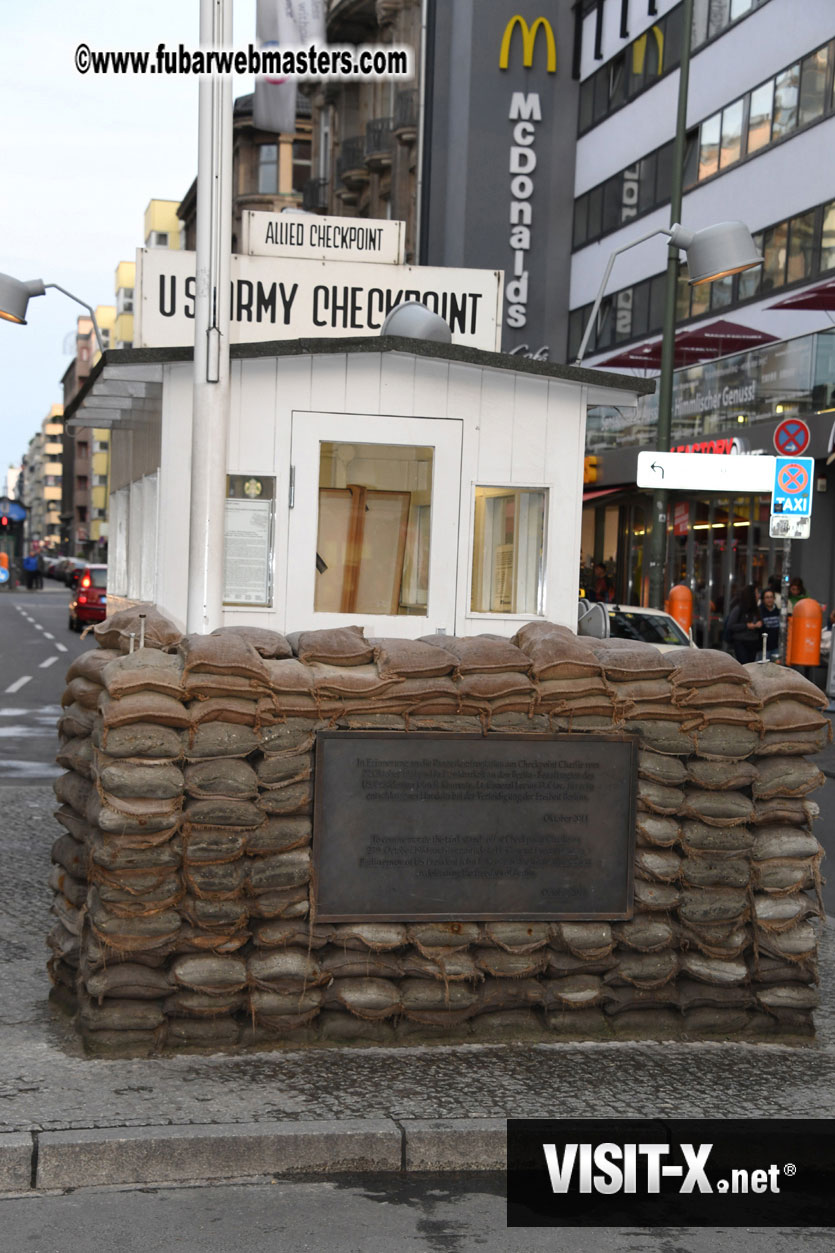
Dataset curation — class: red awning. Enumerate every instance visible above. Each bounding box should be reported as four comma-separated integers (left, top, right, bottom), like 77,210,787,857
769,278,835,310
582,487,622,502
596,319,779,370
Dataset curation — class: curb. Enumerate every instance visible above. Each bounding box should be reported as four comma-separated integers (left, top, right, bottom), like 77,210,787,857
0,1119,507,1192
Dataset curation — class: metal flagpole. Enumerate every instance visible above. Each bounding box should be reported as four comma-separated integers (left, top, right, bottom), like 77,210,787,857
187,0,233,633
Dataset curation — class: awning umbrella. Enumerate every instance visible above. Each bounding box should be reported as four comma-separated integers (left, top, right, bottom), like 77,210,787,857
769,278,835,310
596,318,779,370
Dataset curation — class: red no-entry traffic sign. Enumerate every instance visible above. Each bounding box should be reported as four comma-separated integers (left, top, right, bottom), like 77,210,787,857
773,417,811,456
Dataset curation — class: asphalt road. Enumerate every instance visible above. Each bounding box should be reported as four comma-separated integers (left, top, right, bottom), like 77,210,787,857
0,583,91,783
0,1177,829,1253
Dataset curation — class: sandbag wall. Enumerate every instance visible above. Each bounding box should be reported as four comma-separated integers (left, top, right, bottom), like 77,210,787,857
47,608,829,1053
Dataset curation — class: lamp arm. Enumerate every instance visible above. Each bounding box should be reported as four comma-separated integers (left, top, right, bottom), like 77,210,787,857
573,224,679,366
44,283,104,354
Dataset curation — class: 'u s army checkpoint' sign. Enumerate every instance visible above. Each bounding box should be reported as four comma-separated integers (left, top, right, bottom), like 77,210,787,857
134,247,503,352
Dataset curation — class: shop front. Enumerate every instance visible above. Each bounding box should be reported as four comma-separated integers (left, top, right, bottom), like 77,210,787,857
582,330,835,644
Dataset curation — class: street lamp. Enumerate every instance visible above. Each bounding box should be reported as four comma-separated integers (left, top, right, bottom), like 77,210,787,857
0,271,104,353
572,219,762,368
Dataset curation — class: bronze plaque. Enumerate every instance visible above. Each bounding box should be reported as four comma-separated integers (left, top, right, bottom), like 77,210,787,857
312,732,637,921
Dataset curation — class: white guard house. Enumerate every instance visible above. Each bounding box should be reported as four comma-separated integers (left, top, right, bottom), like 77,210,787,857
63,337,653,638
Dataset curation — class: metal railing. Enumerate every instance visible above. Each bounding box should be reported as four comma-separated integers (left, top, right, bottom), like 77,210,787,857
302,177,329,211
336,135,367,182
365,116,394,160
394,89,418,134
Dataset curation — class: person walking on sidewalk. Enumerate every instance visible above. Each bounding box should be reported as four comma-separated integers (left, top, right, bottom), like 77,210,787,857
724,585,764,664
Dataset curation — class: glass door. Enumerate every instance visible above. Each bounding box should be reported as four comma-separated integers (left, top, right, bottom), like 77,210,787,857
286,411,463,636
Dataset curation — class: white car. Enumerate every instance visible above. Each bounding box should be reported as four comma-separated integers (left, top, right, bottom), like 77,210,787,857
578,600,696,650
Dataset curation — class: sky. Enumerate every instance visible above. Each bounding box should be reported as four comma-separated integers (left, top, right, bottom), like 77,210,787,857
0,0,258,475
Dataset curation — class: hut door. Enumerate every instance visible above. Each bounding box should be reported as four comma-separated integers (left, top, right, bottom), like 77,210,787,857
286,411,463,636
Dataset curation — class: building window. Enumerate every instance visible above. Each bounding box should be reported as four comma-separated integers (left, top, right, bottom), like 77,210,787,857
93,439,109,452
470,487,546,616
76,475,89,492
573,37,834,252
117,288,134,314
747,80,774,152
148,231,169,247
258,144,278,194
569,198,835,360
315,441,434,616
76,442,89,458
579,0,767,137
292,138,312,192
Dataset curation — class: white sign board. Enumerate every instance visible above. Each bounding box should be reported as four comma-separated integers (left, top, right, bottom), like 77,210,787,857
636,451,776,492
242,211,405,264
768,515,811,539
223,497,274,606
135,249,503,352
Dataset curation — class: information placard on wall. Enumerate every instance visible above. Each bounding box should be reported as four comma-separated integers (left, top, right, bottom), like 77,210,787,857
223,475,275,607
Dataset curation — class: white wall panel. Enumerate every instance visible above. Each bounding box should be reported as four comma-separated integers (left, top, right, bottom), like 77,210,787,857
345,351,382,414
474,369,515,481
510,375,549,483
379,352,416,416
412,356,451,418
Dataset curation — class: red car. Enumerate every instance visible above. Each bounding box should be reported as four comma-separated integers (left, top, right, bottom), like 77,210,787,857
68,564,107,631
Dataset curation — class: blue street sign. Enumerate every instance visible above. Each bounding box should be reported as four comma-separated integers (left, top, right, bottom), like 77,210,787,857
771,456,814,518
0,567,9,584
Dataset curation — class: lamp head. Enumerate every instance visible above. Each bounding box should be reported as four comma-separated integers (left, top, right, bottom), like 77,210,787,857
380,301,452,343
670,221,763,286
0,273,46,325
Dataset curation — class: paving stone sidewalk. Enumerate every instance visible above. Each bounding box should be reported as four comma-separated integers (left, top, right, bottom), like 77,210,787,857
1,781,833,1191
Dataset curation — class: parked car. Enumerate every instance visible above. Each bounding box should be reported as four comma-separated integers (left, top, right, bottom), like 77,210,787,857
68,564,107,631
579,600,696,650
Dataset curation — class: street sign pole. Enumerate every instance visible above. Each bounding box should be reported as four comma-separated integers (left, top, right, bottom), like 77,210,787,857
779,539,791,664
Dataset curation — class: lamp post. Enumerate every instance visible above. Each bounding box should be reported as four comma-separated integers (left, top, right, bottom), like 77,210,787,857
575,0,763,608
0,273,104,353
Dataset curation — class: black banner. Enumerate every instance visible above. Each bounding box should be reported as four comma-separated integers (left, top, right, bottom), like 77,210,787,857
507,1119,835,1227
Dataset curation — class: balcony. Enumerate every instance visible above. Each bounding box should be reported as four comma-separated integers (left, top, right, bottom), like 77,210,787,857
336,135,369,192
393,89,418,145
365,116,394,169
302,177,329,212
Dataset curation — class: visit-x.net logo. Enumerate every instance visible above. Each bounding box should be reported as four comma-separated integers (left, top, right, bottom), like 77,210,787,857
507,1119,835,1227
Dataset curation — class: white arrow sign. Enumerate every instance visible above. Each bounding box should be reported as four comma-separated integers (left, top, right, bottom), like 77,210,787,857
636,451,776,492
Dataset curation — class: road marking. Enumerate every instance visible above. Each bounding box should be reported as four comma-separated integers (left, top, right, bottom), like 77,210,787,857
43,632,54,640
34,624,44,631
5,676,32,694
55,643,68,653
39,656,59,669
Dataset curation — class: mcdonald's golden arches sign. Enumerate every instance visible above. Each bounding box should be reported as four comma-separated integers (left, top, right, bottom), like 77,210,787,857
499,15,557,72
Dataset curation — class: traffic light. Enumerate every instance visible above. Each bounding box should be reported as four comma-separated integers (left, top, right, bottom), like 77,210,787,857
583,456,599,485
0,515,8,529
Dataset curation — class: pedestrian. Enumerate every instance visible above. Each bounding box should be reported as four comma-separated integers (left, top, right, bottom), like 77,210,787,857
723,584,763,664
588,562,614,603
767,575,782,609
788,578,807,610
22,553,38,591
758,587,781,660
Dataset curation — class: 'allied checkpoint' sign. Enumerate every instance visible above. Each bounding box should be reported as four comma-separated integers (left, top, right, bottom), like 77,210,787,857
312,732,637,921
135,248,503,351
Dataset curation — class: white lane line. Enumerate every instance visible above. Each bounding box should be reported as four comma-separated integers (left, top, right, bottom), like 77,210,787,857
34,624,44,631
39,656,59,669
55,643,68,653
5,676,32,694
43,632,54,640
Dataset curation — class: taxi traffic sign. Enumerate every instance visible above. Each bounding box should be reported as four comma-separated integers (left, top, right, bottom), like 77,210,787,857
773,418,810,456
771,456,813,517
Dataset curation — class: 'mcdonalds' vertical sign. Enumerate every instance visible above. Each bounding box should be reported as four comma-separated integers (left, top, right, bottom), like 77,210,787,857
500,16,556,338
